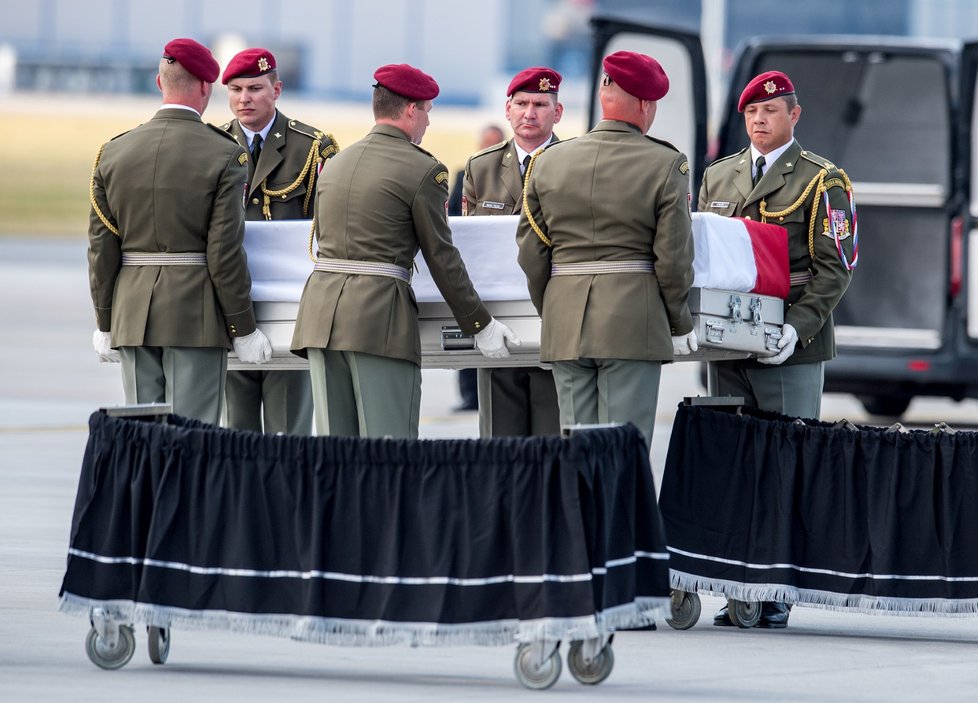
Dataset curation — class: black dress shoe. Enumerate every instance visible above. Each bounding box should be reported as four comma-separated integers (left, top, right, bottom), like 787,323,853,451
755,601,790,629
713,605,734,627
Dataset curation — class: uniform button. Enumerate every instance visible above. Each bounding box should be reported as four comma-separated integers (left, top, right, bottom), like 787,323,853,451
230,325,236,333
744,215,752,220
281,195,287,199
251,198,259,205
779,216,784,222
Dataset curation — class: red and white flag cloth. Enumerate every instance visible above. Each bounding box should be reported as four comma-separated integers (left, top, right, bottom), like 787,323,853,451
691,213,790,299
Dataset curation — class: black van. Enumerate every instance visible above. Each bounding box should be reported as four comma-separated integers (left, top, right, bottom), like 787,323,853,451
589,16,978,417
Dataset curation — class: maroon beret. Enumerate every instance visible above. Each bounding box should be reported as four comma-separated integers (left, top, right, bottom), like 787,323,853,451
507,67,562,97
162,38,219,84
222,48,277,85
737,71,795,112
602,51,669,101
373,64,439,101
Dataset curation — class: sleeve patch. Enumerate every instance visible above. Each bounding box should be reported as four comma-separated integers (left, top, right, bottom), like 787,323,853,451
678,160,689,175
435,170,449,184
821,209,851,239
238,153,249,166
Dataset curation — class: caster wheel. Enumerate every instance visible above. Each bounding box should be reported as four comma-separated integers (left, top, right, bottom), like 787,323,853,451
666,589,702,630
727,599,761,628
566,640,614,685
85,625,136,670
147,626,170,665
514,642,562,690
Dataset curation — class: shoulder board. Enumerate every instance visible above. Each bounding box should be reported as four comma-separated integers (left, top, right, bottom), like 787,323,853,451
207,123,240,143
287,118,328,142
107,128,134,142
644,135,680,152
469,140,510,160
799,149,837,171
709,146,750,167
412,143,439,161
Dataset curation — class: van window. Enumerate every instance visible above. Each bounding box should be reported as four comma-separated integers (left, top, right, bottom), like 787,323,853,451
721,51,951,192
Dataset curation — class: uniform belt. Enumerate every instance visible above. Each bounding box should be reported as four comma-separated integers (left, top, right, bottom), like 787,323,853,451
121,252,207,266
550,260,655,276
314,258,412,283
790,271,813,286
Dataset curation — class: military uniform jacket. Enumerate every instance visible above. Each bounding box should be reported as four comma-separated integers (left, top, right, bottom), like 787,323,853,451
462,136,558,216
222,110,338,220
698,139,854,366
290,124,491,365
517,120,695,363
88,107,256,348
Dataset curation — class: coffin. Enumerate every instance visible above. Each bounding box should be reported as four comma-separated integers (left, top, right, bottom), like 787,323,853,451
232,215,783,370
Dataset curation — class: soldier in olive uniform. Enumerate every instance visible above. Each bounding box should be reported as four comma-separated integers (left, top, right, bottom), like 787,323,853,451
516,51,697,449
701,71,856,630
462,67,563,438
220,48,340,436
88,38,271,424
291,63,519,438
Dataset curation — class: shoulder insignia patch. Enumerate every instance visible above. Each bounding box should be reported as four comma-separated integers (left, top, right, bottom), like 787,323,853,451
321,143,339,159
238,153,249,166
679,160,689,175
822,209,851,239
435,171,449,184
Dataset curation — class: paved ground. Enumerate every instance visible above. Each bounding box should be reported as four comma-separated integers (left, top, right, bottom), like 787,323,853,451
3,237,978,701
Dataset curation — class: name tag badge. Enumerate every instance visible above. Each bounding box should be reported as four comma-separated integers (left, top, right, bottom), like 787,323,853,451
710,201,731,208
481,200,506,210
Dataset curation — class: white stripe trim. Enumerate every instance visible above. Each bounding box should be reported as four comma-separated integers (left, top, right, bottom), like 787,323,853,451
551,260,654,276
314,258,411,282
121,252,207,266
668,545,978,583
68,547,663,586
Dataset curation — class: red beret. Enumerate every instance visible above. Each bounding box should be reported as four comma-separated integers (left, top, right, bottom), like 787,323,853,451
373,64,439,101
602,51,669,101
162,38,219,84
737,71,795,112
507,67,562,97
222,48,277,85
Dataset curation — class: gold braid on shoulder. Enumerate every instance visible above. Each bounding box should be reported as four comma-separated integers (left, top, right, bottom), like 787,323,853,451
260,139,321,219
760,168,854,260
307,217,318,263
89,144,119,237
521,149,551,247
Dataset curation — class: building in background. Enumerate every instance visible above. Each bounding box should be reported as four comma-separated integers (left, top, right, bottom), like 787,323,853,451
2,0,977,107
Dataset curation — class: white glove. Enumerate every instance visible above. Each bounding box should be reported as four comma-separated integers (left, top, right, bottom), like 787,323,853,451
232,329,272,364
474,318,522,359
671,330,699,356
758,323,798,365
92,329,120,363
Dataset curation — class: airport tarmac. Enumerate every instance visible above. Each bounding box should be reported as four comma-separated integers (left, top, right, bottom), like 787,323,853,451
3,237,978,701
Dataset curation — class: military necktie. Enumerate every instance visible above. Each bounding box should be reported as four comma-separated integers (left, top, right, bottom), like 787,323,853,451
753,155,765,188
521,154,531,184
251,134,263,163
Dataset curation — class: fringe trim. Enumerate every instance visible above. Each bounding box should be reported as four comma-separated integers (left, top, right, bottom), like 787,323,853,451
669,571,978,617
59,593,670,646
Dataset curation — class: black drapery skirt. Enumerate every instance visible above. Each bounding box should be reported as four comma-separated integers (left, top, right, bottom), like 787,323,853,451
60,413,670,645
660,403,978,615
